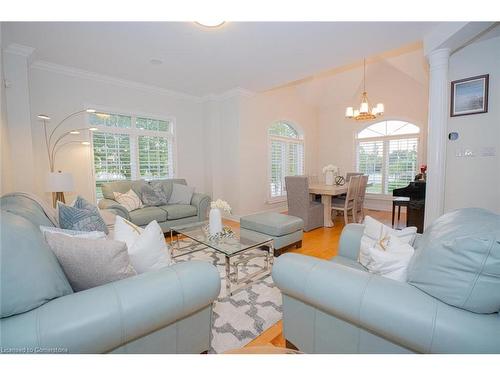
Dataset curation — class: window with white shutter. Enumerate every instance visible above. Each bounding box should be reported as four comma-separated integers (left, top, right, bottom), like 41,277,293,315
90,112,175,201
356,121,420,195
268,122,304,199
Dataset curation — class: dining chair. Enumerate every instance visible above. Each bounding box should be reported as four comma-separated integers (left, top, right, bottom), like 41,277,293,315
285,176,324,232
331,175,360,225
345,172,363,182
354,175,369,223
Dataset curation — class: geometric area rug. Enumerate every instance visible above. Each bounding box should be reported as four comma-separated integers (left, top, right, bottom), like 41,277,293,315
173,240,283,353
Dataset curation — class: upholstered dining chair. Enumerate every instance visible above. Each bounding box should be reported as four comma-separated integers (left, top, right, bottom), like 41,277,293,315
354,175,369,223
345,172,363,182
285,176,324,232
331,175,360,225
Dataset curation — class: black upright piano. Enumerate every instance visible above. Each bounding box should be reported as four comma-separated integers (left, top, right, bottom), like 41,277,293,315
392,181,426,233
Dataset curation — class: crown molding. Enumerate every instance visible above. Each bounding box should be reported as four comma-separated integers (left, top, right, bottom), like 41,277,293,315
201,87,256,102
4,43,35,58
30,60,203,103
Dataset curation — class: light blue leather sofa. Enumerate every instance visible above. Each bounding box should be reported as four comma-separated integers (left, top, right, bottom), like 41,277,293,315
273,213,500,354
0,194,221,354
98,178,210,233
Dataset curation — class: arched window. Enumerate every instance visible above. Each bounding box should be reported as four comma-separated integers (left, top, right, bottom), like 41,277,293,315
356,120,420,194
268,121,304,199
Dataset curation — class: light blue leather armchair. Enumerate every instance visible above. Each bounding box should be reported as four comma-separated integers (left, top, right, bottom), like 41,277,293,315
273,223,500,354
0,194,220,354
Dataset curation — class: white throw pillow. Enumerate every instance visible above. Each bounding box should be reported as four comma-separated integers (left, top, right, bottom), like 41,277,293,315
359,216,417,268
114,189,143,211
113,216,172,273
364,234,415,281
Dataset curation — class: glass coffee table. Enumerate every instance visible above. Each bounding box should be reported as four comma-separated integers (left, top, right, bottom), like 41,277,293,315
170,221,274,296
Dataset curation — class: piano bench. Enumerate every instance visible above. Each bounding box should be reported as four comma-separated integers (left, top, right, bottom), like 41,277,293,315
392,197,410,228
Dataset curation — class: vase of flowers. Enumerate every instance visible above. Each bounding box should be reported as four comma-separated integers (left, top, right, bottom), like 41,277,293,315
420,164,427,181
322,164,339,186
209,199,231,236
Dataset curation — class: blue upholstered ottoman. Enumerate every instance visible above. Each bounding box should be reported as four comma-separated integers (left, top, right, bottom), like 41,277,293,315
240,213,304,256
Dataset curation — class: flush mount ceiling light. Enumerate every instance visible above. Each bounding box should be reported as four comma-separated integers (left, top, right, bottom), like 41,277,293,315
194,20,226,28
150,59,163,65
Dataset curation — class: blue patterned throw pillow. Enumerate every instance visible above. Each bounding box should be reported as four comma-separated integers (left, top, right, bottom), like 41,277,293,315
58,196,109,234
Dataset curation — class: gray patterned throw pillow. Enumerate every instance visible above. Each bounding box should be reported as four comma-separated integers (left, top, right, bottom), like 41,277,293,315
45,232,136,292
58,196,109,234
140,183,163,206
148,181,170,205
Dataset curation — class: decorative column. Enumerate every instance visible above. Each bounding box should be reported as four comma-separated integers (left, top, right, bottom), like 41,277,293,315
424,48,450,228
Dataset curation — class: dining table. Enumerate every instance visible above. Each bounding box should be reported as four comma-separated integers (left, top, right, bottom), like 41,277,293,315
308,182,372,227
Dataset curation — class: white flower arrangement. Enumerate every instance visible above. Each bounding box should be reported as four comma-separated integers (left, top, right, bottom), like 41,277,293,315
322,164,339,174
210,199,232,213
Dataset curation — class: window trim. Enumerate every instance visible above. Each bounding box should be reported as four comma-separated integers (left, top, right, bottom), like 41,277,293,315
267,121,305,203
354,120,421,197
86,106,177,202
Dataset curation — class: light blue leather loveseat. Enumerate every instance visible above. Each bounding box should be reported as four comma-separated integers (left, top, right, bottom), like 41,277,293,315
273,209,500,354
0,194,221,354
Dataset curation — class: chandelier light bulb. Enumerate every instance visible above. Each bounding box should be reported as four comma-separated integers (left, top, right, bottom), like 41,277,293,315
360,102,369,114
345,107,354,118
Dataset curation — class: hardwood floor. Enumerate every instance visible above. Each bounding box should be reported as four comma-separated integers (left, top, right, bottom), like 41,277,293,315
224,209,402,348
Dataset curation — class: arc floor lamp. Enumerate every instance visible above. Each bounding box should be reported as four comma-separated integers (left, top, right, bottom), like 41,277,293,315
37,109,99,207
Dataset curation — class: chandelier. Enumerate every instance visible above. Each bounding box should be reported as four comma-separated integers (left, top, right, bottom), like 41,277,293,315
345,59,384,121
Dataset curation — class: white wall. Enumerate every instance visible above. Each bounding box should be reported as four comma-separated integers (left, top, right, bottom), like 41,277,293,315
314,48,429,210
22,65,205,204
444,36,500,213
237,86,318,216
2,43,430,217
202,48,429,217
0,25,13,194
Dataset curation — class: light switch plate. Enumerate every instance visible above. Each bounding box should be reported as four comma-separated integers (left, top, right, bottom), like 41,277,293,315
480,147,496,157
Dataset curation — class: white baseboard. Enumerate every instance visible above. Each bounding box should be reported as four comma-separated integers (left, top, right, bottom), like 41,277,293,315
365,197,392,212
223,204,288,223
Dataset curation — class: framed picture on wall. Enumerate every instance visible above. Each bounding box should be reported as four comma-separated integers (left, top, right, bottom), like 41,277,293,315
450,74,489,117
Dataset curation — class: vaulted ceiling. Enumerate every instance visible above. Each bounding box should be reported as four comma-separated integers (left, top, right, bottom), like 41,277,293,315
2,22,440,96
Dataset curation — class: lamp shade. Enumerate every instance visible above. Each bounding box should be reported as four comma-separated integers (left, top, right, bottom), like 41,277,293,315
46,172,74,192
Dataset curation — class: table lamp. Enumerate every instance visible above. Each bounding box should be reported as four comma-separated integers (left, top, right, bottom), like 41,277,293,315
46,171,75,207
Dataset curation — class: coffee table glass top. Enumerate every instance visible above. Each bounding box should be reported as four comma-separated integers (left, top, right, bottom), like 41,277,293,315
170,221,273,256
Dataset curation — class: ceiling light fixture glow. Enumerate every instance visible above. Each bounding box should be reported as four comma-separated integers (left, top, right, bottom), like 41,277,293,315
195,20,226,28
